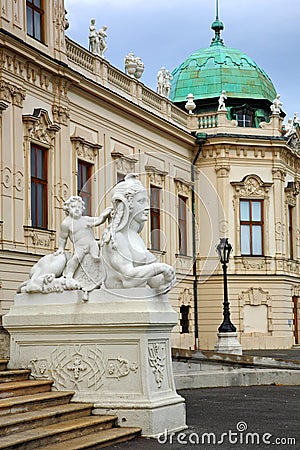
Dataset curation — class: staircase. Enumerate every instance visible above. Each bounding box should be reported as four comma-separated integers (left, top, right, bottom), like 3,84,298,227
0,359,141,449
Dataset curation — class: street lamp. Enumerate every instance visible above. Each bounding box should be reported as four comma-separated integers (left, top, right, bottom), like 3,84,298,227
216,238,236,333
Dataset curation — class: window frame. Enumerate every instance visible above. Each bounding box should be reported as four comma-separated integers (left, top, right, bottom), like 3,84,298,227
26,0,44,42
150,185,161,251
288,205,294,260
180,305,190,334
178,194,188,256
30,143,48,229
240,199,264,256
77,160,93,215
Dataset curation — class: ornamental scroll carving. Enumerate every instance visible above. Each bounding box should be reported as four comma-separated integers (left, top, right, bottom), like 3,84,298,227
71,136,101,163
285,180,300,207
145,165,167,188
111,151,138,176
23,108,60,146
27,344,138,391
0,80,26,107
148,342,166,388
174,177,192,197
231,175,272,198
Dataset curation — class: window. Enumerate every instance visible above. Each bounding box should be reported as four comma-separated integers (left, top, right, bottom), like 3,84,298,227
178,195,188,255
180,305,190,334
240,199,263,255
288,205,294,260
150,185,161,250
234,108,253,127
78,160,92,215
26,0,44,41
31,144,48,228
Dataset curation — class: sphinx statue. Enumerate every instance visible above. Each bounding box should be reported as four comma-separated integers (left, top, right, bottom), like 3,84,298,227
101,173,176,293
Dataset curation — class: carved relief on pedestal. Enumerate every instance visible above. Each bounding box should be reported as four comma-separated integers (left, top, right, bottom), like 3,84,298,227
26,344,138,391
148,342,166,388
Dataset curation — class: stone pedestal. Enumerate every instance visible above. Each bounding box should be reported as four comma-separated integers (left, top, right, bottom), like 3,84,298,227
3,288,186,437
214,332,243,355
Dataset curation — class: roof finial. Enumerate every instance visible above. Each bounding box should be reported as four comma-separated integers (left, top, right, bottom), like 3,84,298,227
211,0,224,46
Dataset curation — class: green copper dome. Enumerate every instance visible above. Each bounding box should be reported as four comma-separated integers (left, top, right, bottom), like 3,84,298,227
169,44,277,104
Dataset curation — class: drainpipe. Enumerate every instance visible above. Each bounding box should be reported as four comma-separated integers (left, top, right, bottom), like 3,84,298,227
192,132,207,350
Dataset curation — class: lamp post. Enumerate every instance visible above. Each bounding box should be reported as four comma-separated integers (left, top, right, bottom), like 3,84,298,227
216,238,236,333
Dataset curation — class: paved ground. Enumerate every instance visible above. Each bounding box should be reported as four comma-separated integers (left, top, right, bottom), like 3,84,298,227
112,385,300,449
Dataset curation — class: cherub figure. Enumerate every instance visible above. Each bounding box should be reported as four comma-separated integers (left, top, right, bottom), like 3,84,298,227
56,196,112,282
218,90,227,111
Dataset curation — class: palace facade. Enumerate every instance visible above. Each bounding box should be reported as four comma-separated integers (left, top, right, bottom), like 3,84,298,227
0,0,299,355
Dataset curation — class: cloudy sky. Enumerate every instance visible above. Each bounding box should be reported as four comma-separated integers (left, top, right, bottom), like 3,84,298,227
64,0,300,120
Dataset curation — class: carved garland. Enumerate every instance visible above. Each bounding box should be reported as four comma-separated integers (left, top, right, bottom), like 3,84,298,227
231,175,272,256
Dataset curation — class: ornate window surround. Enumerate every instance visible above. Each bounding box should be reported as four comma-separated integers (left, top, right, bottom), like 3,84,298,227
145,165,167,254
111,150,138,181
284,180,300,261
231,174,272,256
22,108,60,251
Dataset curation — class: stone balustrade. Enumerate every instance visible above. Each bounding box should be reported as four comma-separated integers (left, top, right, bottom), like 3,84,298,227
65,37,189,130
198,112,218,129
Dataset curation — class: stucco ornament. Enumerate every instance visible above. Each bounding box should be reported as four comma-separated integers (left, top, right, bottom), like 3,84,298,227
101,174,176,293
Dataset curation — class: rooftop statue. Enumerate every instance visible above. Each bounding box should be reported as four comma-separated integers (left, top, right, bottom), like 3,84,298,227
218,90,227,111
270,94,282,114
89,19,108,58
156,68,173,98
101,174,176,293
18,175,175,295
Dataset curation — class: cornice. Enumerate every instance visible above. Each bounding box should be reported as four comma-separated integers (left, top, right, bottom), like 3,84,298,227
0,29,195,147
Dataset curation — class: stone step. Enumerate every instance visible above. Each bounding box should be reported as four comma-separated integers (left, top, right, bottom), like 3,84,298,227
0,361,8,372
0,391,74,416
0,369,31,383
0,402,94,436
0,379,53,399
0,415,119,450
40,427,142,450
